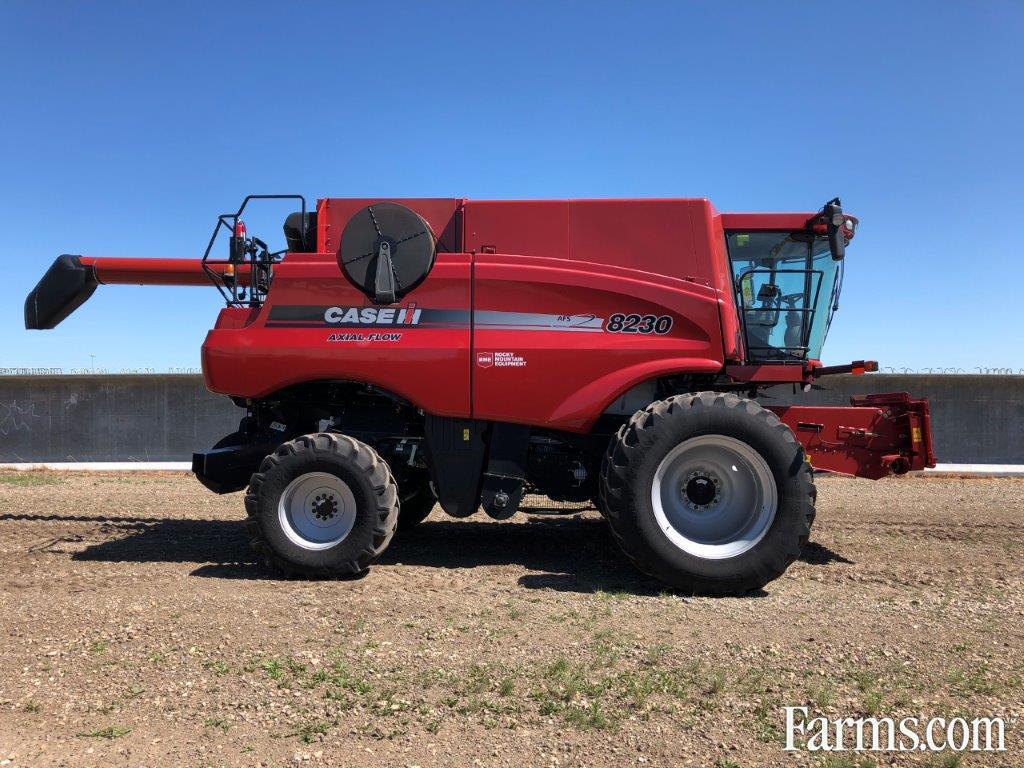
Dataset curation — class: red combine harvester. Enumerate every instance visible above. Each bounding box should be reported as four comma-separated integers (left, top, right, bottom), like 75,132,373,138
25,196,935,594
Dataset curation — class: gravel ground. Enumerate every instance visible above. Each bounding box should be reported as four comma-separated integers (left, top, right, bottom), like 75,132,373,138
0,471,1021,767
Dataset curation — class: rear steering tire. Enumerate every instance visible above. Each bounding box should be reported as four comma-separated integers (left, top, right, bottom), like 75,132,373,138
244,433,399,578
397,482,437,531
599,392,815,595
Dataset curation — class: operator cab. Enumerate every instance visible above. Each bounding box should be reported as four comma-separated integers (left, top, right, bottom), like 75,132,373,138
726,199,856,363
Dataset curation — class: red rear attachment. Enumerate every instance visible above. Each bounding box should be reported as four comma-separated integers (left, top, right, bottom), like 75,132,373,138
768,392,936,479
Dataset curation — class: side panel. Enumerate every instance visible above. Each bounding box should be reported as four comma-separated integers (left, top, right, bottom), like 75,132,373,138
462,200,569,258
460,198,727,284
568,199,710,282
202,253,472,417
317,198,462,254
471,254,725,432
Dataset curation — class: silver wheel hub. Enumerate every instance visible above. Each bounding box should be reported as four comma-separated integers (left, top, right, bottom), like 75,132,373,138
278,472,357,551
651,435,777,560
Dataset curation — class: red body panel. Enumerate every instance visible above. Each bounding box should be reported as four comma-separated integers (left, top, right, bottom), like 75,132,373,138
471,254,723,431
463,200,569,259
202,253,473,418
462,199,722,283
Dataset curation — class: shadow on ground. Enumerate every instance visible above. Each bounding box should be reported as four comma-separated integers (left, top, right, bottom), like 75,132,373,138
41,511,853,595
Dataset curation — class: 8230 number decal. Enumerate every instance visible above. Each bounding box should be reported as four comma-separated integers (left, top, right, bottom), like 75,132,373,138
605,313,673,334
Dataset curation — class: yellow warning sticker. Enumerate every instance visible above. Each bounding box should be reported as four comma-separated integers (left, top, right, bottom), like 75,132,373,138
741,275,754,305
911,426,922,443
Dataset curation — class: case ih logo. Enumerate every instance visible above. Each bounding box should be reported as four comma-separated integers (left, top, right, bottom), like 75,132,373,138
324,303,421,326
476,352,494,368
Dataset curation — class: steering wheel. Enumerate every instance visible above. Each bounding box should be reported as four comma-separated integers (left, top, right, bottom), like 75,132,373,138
779,292,804,307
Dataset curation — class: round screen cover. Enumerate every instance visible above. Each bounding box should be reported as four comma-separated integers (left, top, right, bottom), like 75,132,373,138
337,202,436,303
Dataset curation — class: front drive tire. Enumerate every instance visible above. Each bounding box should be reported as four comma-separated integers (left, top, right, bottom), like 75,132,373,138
244,433,399,578
599,392,815,595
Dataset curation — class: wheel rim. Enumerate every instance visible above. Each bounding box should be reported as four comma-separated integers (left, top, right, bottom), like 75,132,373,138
651,434,777,560
278,472,357,551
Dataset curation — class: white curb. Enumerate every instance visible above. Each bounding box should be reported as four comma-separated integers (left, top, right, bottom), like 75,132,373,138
0,462,192,471
922,463,1024,476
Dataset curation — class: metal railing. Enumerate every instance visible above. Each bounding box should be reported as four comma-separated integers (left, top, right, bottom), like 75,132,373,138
200,195,307,307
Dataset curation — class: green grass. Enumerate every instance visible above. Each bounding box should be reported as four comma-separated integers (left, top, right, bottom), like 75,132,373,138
326,660,373,695
0,471,59,486
752,696,782,744
372,688,412,716
591,629,623,668
258,658,284,680
947,664,999,696
77,725,131,739
818,756,876,768
22,700,41,713
203,717,230,732
460,664,492,695
705,669,727,695
861,690,884,716
852,670,877,693
528,652,695,729
810,682,835,709
562,700,613,730
921,754,962,768
203,659,230,676
290,720,330,744
644,643,672,666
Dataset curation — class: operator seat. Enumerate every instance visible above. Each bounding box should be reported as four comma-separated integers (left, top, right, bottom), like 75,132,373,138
283,211,318,252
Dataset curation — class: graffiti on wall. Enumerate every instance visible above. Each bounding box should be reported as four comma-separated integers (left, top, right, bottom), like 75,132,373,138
0,401,40,435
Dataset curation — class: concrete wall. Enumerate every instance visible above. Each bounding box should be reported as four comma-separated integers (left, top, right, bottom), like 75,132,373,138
0,375,238,462
0,374,1020,463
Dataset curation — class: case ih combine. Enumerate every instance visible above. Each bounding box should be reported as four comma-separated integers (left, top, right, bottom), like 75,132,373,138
25,195,935,594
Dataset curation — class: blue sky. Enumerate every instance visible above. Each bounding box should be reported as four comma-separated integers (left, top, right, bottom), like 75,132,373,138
2,1,1020,372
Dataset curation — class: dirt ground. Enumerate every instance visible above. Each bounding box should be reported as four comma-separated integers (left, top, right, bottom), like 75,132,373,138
0,471,1021,768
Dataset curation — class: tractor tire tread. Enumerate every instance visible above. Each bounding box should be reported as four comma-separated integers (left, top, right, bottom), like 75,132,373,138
598,391,815,596
243,432,398,578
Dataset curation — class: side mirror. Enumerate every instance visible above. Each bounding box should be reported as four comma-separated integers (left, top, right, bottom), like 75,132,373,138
824,199,845,261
